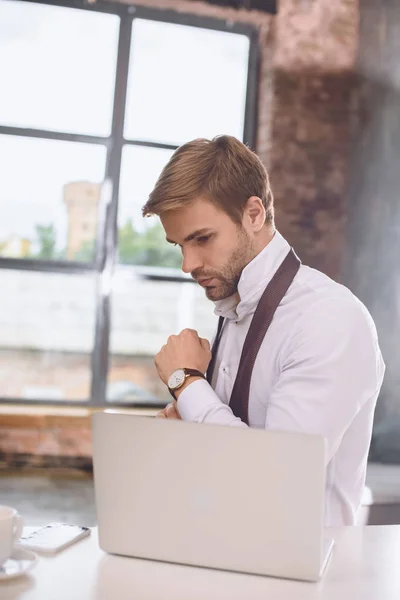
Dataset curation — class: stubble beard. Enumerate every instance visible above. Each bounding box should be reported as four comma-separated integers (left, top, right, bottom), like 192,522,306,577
196,229,256,302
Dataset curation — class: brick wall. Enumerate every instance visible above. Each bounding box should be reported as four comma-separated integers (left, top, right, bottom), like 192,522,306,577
269,69,358,278
0,411,93,470
267,0,358,279
0,408,157,470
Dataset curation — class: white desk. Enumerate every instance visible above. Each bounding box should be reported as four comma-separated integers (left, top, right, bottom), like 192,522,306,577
1,526,400,599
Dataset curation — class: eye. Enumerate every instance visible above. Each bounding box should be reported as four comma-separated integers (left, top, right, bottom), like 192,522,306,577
196,235,212,245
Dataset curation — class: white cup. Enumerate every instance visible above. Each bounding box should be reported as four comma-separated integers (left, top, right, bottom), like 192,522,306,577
0,506,24,564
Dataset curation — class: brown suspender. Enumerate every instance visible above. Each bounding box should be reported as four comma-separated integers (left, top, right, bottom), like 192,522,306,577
206,248,301,425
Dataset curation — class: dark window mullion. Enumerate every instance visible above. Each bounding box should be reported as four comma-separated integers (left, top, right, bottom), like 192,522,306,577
0,257,95,275
128,3,263,35
23,0,126,17
21,0,271,32
0,125,109,147
243,30,260,148
90,14,133,406
122,138,179,152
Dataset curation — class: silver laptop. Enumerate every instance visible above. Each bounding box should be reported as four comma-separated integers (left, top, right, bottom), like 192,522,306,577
92,412,333,582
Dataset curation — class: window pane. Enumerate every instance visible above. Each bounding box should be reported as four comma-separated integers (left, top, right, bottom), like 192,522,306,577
107,273,216,404
0,0,119,136
0,135,106,262
0,270,96,401
118,145,181,267
124,19,250,145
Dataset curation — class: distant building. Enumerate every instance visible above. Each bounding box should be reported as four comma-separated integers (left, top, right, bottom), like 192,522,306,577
1,235,31,258
63,181,100,260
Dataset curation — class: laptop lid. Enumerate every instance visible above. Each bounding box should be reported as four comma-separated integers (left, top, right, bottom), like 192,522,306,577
92,412,327,581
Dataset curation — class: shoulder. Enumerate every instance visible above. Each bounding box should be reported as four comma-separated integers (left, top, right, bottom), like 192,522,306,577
289,265,377,334
280,269,385,399
282,265,382,364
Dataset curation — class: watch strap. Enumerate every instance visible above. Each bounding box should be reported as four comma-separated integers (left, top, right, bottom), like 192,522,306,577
183,368,206,379
168,368,206,399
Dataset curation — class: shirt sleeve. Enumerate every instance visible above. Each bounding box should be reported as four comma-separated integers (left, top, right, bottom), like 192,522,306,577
177,379,248,427
178,296,385,456
266,297,385,464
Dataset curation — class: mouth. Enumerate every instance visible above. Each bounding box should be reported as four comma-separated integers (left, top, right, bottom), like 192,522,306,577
196,277,216,287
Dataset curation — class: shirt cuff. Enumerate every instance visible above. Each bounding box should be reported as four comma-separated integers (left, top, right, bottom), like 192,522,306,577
177,378,247,428
177,379,220,422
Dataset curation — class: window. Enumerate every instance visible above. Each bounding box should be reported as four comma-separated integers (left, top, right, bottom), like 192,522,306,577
0,0,119,135
124,19,250,145
0,135,106,262
0,0,259,406
0,270,95,401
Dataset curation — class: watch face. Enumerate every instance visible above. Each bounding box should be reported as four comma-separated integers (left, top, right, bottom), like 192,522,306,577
168,369,185,390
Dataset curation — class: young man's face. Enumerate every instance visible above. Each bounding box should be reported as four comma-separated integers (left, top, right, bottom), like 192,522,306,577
160,198,255,301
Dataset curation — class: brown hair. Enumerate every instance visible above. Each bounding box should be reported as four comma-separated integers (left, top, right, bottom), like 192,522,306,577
142,135,274,226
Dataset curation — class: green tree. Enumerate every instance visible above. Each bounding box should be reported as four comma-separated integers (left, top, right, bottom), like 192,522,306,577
118,220,181,268
74,239,95,262
118,219,141,264
138,223,182,268
35,224,57,259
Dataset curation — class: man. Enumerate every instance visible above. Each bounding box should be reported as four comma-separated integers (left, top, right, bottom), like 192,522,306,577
142,135,385,527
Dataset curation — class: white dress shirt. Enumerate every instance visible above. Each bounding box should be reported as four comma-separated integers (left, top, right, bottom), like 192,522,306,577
177,231,385,526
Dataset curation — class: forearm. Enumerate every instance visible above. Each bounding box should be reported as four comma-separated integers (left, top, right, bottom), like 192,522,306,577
177,379,248,427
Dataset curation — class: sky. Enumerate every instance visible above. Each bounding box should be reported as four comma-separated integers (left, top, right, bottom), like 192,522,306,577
0,0,249,250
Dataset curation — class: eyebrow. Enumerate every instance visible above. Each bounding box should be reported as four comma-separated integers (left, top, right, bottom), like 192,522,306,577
166,228,213,245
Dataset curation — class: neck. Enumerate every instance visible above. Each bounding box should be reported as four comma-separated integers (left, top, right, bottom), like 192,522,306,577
251,224,275,261
234,225,275,303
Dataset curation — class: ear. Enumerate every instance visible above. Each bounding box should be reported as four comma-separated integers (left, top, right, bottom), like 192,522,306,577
244,196,266,232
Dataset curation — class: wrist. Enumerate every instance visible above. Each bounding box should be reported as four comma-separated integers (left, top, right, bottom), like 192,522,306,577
167,368,206,399
173,376,204,400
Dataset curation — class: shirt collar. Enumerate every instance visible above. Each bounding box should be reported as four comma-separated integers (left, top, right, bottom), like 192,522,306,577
213,230,291,322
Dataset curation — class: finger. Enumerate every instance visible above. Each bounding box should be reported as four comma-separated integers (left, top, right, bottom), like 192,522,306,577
156,409,167,418
166,403,178,419
199,337,211,351
180,328,199,338
200,338,212,357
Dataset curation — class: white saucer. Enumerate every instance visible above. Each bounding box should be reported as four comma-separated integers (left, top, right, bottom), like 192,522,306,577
0,546,38,581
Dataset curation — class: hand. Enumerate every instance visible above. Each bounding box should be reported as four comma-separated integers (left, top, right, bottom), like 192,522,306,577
156,402,181,420
155,328,211,385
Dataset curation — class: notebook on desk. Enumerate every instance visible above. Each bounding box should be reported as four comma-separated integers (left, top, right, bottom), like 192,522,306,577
91,413,333,582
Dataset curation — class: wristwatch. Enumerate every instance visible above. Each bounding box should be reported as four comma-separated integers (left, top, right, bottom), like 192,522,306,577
167,368,206,399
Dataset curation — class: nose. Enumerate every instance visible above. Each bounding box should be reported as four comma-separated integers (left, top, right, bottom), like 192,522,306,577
181,247,203,275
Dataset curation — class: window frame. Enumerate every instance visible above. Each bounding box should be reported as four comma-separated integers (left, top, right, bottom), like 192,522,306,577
0,0,261,407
